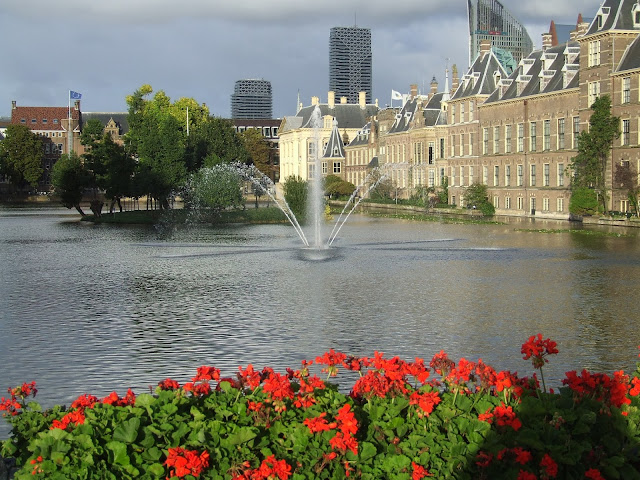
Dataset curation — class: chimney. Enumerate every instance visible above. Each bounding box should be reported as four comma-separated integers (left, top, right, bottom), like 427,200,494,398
74,100,80,110
542,33,553,51
576,21,589,37
328,91,335,109
340,97,348,104
549,20,558,46
358,91,366,109
430,76,438,95
410,84,418,99
451,64,459,94
311,96,319,106
479,39,492,57
11,100,16,110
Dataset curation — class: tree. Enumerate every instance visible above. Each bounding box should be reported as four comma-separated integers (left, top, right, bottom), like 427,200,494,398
89,135,135,213
186,165,244,213
282,175,308,222
463,183,495,216
0,124,43,189
570,95,620,214
368,169,394,200
614,161,639,217
194,118,248,170
239,129,273,180
324,174,356,199
51,153,92,215
569,186,599,216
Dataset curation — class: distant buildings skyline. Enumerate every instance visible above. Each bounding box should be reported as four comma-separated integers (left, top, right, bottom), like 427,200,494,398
230,79,273,119
329,26,373,105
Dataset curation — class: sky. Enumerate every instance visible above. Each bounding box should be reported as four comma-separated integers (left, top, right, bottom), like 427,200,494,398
0,0,600,120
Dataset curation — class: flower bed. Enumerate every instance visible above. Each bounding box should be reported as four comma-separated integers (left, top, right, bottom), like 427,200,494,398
2,335,640,479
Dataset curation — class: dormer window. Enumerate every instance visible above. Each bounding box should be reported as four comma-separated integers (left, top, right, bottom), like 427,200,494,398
633,3,640,27
597,6,610,29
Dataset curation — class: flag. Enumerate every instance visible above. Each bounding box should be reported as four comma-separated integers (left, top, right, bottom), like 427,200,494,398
391,90,403,100
70,91,82,100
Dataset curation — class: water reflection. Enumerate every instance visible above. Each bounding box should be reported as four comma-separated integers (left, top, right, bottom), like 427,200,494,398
1,206,639,440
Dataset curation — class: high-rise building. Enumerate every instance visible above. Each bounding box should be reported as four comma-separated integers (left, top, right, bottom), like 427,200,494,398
467,0,533,65
329,26,372,105
230,79,273,119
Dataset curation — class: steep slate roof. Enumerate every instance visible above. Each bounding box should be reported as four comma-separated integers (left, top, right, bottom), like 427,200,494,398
618,33,640,71
422,92,447,126
322,119,345,158
346,122,371,147
451,49,508,100
585,0,640,35
296,103,378,130
82,112,129,135
388,98,418,134
485,41,580,104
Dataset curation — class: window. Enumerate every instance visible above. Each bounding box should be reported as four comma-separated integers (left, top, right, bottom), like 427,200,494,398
469,133,474,156
517,197,524,210
530,122,537,152
439,138,445,158
588,81,600,107
517,123,524,152
333,162,341,174
544,163,550,186
622,77,631,104
414,142,423,163
451,105,456,124
469,101,474,121
494,166,499,186
517,164,523,186
543,120,551,151
451,135,455,157
543,198,550,212
53,119,59,124
20,118,26,123
321,162,327,174
481,166,486,184
505,165,511,186
557,164,565,186
308,141,316,157
622,119,630,146
31,118,36,124
505,196,511,209
588,40,601,67
57,144,63,153
451,166,456,186
558,118,565,150
530,164,537,186
530,197,536,214
440,168,446,185
460,134,465,156
494,126,500,154
461,103,465,122
493,196,499,208
428,142,434,164
483,128,489,154
428,169,435,187
505,125,512,153
45,143,50,154
460,166,465,186
42,119,47,124
572,117,580,149
557,198,564,212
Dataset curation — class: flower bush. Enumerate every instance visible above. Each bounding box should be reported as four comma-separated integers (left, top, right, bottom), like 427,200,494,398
2,336,640,479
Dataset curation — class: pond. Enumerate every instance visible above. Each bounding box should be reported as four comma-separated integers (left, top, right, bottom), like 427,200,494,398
1,205,639,439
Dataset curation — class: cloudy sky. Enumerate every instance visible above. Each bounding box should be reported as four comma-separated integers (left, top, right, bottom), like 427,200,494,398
1,0,599,119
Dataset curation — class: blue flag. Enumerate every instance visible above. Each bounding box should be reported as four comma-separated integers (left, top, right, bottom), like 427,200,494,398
70,91,82,100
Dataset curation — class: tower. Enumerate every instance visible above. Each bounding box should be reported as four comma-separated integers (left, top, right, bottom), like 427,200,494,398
329,26,372,105
230,79,273,119
467,0,533,65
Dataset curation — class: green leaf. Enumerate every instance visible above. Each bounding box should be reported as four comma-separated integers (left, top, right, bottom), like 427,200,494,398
359,442,377,462
147,463,165,477
227,427,257,445
106,441,130,466
135,393,156,409
113,417,141,444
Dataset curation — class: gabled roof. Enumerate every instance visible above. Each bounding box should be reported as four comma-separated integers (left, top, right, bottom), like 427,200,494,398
10,106,79,130
451,49,508,100
322,119,345,159
279,102,378,134
585,0,640,35
346,122,371,147
485,41,580,104
82,112,129,135
388,98,418,134
422,92,447,127
618,33,640,71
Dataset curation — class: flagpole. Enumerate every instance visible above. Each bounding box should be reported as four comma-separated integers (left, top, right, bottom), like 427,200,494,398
68,90,72,156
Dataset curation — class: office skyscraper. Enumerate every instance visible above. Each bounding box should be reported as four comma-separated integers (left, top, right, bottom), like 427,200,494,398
329,26,372,105
231,79,273,119
467,0,533,65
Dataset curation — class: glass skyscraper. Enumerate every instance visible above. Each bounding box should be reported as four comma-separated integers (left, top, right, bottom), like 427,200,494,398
230,79,273,119
467,0,533,65
329,26,372,104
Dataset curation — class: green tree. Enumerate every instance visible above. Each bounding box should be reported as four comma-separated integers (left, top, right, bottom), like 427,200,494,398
368,169,394,200
0,124,43,189
570,95,620,214
438,176,449,205
282,175,308,222
569,186,599,216
90,135,135,213
324,174,356,199
196,118,248,170
463,182,495,216
186,165,244,213
51,153,92,215
239,129,273,180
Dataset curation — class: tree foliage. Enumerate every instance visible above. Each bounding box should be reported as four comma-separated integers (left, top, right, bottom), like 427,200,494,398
282,175,308,222
186,165,244,213
0,124,43,189
570,95,620,213
463,182,495,216
239,129,273,180
324,174,355,199
569,186,599,216
51,153,92,215
614,162,639,217
188,118,247,171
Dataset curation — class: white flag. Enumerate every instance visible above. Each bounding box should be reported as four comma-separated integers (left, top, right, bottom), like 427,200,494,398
391,90,403,100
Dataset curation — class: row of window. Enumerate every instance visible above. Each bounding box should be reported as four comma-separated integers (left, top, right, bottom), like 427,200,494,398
20,118,60,125
452,194,566,213
308,162,342,178
234,126,279,138
449,163,565,188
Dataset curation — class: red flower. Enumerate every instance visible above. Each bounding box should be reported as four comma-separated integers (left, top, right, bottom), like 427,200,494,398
192,366,220,383
412,461,431,479
517,470,537,480
50,409,85,430
165,447,209,478
512,447,532,465
157,378,180,391
237,364,262,390
540,453,558,478
235,455,291,480
329,431,359,455
335,404,358,436
430,350,455,376
475,451,493,468
0,397,22,416
409,391,441,417
493,402,522,431
71,394,99,410
630,377,640,396
316,349,348,377
478,408,493,424
585,468,605,480
303,412,336,434
262,372,294,402
521,334,558,369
